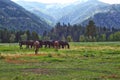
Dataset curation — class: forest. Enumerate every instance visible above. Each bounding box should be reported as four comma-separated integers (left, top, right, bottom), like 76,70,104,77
45,20,120,42
0,20,120,43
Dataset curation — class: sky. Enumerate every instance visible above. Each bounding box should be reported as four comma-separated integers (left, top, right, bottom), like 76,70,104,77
11,0,120,4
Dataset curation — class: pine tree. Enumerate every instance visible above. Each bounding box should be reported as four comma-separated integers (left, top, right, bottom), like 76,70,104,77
31,31,39,40
26,30,31,40
86,20,96,38
9,34,15,43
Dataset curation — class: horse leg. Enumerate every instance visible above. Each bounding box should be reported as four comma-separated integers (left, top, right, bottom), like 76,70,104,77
67,44,70,49
62,44,64,49
20,45,22,49
35,48,38,54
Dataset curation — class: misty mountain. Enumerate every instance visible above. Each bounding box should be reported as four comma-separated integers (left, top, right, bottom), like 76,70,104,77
59,0,110,24
14,0,110,24
13,1,69,25
13,0,89,25
0,0,51,34
13,0,120,29
82,4,120,29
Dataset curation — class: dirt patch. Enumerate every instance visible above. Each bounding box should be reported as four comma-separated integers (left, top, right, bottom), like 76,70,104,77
22,68,55,75
101,74,120,79
3,53,62,64
23,53,48,57
5,59,38,64
4,53,46,64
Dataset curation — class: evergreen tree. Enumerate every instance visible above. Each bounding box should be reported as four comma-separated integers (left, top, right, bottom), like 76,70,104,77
31,31,39,40
20,33,27,41
113,32,120,41
9,34,15,43
86,20,96,38
109,33,114,41
26,30,31,40
79,35,86,42
2,29,10,43
15,31,23,42
67,35,73,42
101,34,106,41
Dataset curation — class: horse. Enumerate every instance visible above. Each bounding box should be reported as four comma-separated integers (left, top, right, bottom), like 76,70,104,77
33,41,40,54
38,40,43,48
42,40,54,48
26,40,34,48
19,41,27,49
59,41,70,49
19,40,34,49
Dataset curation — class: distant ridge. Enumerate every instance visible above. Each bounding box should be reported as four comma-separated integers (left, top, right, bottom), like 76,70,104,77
13,0,120,29
0,0,51,34
81,4,120,28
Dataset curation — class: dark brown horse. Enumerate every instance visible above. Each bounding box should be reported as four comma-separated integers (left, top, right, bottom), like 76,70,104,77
19,40,34,49
59,41,70,49
19,41,27,49
42,40,54,48
26,40,34,48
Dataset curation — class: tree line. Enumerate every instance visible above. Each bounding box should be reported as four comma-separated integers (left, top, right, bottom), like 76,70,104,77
0,29,39,43
44,20,120,42
0,20,120,43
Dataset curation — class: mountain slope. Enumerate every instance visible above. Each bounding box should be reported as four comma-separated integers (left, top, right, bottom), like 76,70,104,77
12,0,120,29
0,0,51,34
13,1,64,25
13,0,88,25
82,4,120,28
59,0,110,24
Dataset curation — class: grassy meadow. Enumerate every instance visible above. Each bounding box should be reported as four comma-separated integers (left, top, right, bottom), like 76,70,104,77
0,42,120,80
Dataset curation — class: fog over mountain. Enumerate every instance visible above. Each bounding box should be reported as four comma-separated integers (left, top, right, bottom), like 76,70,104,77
12,0,120,29
11,0,90,25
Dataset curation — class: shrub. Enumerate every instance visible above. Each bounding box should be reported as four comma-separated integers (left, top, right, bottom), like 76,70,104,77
47,53,52,57
0,53,5,59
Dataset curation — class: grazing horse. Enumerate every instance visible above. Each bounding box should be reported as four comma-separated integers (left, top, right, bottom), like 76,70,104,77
63,41,70,49
33,41,40,54
42,40,54,48
26,40,34,48
54,41,59,50
19,41,27,49
39,40,43,48
59,41,70,49
19,40,34,49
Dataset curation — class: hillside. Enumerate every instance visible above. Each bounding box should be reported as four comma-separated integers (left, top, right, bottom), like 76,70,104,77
14,0,110,25
12,0,120,29
0,0,51,34
13,1,66,25
59,0,110,24
82,4,120,28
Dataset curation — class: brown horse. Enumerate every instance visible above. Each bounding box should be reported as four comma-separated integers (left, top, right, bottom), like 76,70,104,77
59,41,70,49
33,41,40,54
26,40,34,48
19,41,26,49
42,40,54,48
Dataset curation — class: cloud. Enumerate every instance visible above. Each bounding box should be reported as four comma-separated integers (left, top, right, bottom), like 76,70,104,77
99,0,120,4
12,0,120,4
12,0,79,4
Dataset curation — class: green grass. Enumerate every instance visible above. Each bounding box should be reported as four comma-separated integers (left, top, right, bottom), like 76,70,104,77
0,42,120,80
